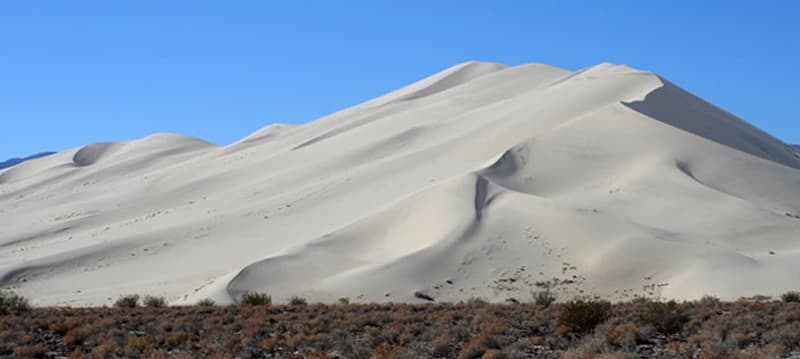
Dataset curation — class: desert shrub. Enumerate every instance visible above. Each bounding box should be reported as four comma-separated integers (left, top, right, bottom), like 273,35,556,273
431,334,454,357
63,325,93,345
558,298,612,333
459,329,500,359
532,290,556,307
114,294,140,308
14,343,46,358
240,291,271,306
0,290,31,315
338,297,350,305
481,349,506,359
289,296,307,306
196,298,215,306
638,300,688,335
781,291,800,303
143,295,167,308
372,343,400,359
597,322,640,349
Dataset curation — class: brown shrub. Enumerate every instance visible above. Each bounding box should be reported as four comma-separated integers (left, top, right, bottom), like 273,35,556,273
597,322,640,349
14,343,46,358
372,343,400,359
431,334,454,356
63,325,93,346
481,349,506,359
459,329,500,359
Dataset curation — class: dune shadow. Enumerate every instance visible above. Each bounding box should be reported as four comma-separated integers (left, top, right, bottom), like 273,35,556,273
624,80,800,171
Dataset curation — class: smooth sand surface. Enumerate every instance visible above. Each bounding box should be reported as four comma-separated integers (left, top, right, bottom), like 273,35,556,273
2,61,799,306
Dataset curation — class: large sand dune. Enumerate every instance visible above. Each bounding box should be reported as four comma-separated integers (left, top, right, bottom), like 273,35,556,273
2,62,799,306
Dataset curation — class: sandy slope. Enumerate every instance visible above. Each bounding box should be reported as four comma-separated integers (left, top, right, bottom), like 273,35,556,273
1,61,799,306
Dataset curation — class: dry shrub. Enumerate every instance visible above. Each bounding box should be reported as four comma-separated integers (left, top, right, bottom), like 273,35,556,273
662,340,695,358
124,336,152,354
431,334,454,357
14,343,46,358
597,322,639,349
0,290,31,315
164,332,188,347
696,342,730,359
91,342,120,358
532,290,556,307
459,329,500,359
638,300,688,335
372,343,400,359
558,298,611,333
240,291,271,306
306,352,334,359
143,295,168,308
63,325,93,346
197,298,216,306
781,291,800,303
481,349,506,359
50,316,83,335
114,294,140,308
560,336,608,359
289,296,308,306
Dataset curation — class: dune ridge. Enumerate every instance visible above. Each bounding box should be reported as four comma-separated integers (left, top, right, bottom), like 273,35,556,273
1,61,799,306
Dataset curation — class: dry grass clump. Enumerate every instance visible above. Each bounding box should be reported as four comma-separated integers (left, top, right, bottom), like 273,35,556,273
240,291,271,306
196,298,216,306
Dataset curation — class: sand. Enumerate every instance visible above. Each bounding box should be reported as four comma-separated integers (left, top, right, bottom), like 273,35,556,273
1,61,799,306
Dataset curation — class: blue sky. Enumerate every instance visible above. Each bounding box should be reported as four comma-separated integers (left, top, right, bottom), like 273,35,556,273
1,1,798,159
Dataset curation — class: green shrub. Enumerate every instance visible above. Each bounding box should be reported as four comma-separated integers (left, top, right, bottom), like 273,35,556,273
338,297,350,305
532,290,556,307
781,291,800,303
114,294,140,308
241,291,271,306
196,298,216,306
143,295,167,308
0,290,31,315
289,296,307,306
638,300,687,335
557,298,611,333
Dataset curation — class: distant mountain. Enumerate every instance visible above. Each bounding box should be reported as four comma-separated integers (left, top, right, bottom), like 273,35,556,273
0,152,56,170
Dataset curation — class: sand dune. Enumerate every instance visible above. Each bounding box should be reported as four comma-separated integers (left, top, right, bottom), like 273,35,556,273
1,61,799,306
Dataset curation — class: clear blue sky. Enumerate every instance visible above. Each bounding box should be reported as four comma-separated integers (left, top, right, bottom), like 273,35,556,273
1,1,798,160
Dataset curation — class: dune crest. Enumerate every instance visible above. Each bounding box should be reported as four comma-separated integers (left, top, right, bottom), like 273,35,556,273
1,62,799,306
